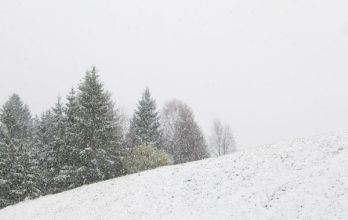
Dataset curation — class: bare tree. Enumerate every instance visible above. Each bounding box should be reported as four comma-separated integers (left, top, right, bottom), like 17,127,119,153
161,99,209,164
209,119,236,156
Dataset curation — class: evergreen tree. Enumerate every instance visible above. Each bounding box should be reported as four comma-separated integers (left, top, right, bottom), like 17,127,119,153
0,94,40,209
74,67,123,185
35,98,66,194
61,88,80,190
34,109,54,193
50,98,74,193
127,88,161,148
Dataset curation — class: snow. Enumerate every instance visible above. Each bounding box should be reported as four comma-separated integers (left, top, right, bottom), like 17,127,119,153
1,132,348,220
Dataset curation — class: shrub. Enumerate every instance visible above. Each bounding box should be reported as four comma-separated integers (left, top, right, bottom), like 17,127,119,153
123,145,169,174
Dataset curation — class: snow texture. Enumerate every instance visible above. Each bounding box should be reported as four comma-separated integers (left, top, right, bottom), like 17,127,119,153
0,132,347,220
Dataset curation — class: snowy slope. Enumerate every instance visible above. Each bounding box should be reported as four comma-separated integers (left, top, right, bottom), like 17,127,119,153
1,133,348,220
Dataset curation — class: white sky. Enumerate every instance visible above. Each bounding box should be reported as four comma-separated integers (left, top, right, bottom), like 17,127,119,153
1,0,348,148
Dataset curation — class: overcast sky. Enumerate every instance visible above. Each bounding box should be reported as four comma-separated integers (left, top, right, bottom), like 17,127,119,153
1,0,348,148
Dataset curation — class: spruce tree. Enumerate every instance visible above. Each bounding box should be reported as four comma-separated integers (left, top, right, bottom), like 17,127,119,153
127,88,161,148
0,94,40,208
74,67,123,185
35,109,55,194
35,98,66,194
61,88,80,189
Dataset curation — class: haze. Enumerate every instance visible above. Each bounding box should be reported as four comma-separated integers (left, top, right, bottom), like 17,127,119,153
1,0,348,148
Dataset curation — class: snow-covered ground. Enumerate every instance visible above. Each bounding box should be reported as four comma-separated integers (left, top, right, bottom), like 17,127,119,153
1,133,347,220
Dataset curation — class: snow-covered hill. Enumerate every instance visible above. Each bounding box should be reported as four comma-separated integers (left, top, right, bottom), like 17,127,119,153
1,133,348,220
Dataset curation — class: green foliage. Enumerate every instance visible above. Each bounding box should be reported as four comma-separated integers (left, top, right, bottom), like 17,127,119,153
62,88,81,189
127,88,161,148
73,67,124,185
123,145,169,174
35,98,67,194
0,94,41,209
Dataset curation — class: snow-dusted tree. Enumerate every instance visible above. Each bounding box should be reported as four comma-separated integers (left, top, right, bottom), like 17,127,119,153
74,67,124,185
127,88,161,148
0,94,40,208
35,98,67,194
0,94,32,140
60,88,80,189
34,109,54,193
161,99,209,164
209,119,236,156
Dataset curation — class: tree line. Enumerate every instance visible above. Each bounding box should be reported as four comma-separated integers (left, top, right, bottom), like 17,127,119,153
0,67,236,209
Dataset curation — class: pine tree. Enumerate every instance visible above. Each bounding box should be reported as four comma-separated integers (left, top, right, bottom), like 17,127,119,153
51,98,76,193
34,109,55,194
127,88,161,148
61,88,80,190
35,98,66,194
0,94,40,209
74,67,123,185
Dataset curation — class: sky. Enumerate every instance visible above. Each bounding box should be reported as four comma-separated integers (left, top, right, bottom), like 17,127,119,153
0,0,348,148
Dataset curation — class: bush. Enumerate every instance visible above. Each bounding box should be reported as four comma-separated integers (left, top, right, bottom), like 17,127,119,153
123,145,169,174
